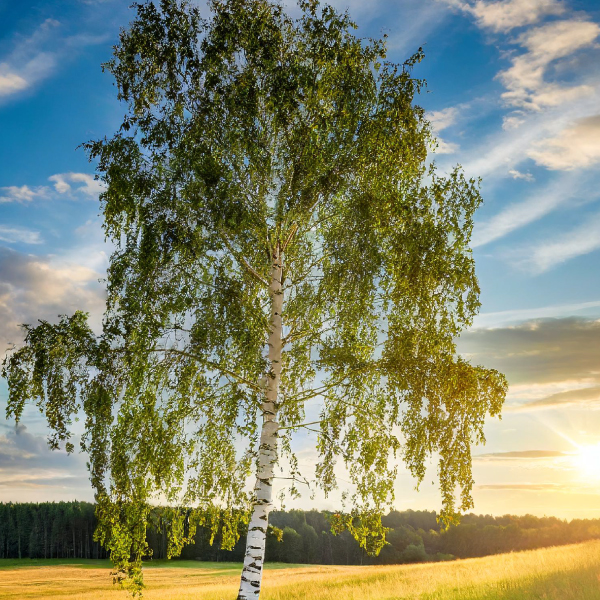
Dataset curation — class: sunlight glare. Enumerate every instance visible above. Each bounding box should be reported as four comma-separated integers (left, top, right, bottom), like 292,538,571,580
574,443,600,480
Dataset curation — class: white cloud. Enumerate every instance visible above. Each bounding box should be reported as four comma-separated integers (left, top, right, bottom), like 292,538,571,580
0,19,61,100
0,226,42,245
433,138,460,154
440,0,600,179
440,0,565,32
0,68,28,96
471,171,585,247
525,83,595,109
508,168,534,181
63,173,105,197
48,174,71,194
470,0,565,32
457,89,600,180
429,106,459,132
520,18,599,59
1,173,104,203
49,172,105,198
0,17,107,104
458,112,548,178
428,106,463,154
0,185,49,203
516,212,600,273
498,20,600,110
528,114,600,170
503,114,526,130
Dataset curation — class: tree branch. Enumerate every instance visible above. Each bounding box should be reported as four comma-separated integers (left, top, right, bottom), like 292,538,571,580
278,420,323,431
217,228,269,287
280,364,375,406
281,222,298,252
145,348,263,393
272,476,311,487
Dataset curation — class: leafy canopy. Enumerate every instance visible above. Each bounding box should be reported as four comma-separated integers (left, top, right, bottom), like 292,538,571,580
2,0,506,591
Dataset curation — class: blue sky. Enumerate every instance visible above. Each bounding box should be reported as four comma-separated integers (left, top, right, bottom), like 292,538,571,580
1,0,600,518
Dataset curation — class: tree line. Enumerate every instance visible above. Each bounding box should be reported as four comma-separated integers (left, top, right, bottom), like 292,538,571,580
2,502,600,564
0,502,107,560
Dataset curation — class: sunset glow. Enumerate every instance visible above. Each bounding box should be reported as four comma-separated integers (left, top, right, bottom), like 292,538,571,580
574,444,600,481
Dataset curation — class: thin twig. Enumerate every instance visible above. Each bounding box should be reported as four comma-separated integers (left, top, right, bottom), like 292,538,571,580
217,228,269,287
281,222,298,252
278,420,324,431
145,347,263,392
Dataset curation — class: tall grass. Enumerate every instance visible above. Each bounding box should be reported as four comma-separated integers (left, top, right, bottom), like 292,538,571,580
0,539,598,600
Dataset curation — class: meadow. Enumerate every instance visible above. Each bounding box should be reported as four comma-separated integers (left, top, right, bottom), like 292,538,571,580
0,539,599,600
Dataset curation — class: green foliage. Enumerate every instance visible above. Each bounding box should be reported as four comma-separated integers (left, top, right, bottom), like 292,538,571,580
2,0,507,594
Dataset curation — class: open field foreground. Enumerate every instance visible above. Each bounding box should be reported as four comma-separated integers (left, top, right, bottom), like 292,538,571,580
1,540,600,600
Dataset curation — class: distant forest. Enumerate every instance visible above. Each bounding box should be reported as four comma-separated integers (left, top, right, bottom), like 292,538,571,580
2,502,600,564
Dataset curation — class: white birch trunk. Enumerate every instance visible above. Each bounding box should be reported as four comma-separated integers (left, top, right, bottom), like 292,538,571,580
237,243,283,600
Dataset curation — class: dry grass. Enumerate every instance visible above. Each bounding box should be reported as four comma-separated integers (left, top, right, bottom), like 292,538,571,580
1,539,599,600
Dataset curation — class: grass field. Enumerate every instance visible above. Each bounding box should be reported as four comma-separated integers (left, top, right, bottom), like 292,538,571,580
1,540,599,600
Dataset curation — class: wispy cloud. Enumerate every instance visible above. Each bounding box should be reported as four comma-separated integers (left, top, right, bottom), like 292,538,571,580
508,169,534,182
0,19,61,99
474,299,600,328
437,0,600,192
296,0,452,60
475,449,569,459
429,106,460,131
520,386,600,410
0,226,42,245
0,185,49,203
477,482,571,491
429,106,462,154
0,17,108,103
498,19,599,111
453,85,600,182
433,138,460,154
0,70,28,96
529,114,600,170
472,172,588,247
514,212,600,273
504,379,599,404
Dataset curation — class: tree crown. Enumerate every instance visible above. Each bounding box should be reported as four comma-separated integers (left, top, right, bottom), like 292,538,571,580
2,0,506,592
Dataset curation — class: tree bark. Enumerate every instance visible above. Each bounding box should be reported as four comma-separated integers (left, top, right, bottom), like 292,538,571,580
237,243,283,600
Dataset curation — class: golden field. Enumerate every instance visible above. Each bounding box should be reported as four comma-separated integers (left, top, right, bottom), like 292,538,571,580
1,539,600,600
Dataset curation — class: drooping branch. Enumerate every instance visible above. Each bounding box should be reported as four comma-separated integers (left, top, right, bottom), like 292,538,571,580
280,363,379,406
141,348,264,393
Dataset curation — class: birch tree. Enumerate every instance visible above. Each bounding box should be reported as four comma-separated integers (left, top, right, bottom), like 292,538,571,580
2,0,507,597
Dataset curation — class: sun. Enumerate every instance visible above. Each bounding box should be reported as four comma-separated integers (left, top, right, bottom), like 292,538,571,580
573,443,600,480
